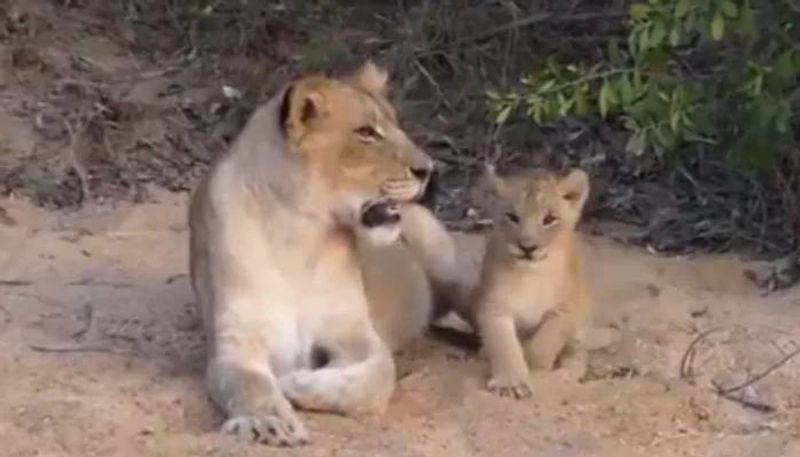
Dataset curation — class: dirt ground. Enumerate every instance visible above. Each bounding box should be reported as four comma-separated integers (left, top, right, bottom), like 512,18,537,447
1,190,800,457
2,1,800,456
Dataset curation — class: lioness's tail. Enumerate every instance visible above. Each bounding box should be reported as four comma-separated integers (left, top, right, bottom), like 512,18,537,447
279,341,395,416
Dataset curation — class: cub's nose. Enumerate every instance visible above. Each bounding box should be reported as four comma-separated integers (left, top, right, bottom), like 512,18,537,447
518,242,538,256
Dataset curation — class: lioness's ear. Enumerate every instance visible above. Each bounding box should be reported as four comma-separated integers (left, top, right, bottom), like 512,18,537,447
349,61,389,95
558,168,590,212
280,78,329,138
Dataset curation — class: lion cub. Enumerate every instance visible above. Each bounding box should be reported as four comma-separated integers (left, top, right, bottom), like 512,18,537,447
469,166,611,399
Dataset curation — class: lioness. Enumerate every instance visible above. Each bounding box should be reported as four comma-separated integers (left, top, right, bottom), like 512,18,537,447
454,166,615,399
188,62,457,446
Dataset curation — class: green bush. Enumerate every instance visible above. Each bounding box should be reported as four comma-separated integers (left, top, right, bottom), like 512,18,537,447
487,0,799,171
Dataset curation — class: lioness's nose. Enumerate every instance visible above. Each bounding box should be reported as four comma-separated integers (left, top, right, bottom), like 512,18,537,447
410,165,431,181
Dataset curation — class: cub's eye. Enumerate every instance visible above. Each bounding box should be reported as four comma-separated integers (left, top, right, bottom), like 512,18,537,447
354,125,382,140
505,212,520,224
542,213,558,226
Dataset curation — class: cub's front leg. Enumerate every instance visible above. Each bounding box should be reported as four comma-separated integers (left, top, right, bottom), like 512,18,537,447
477,310,532,399
523,311,572,371
207,308,309,446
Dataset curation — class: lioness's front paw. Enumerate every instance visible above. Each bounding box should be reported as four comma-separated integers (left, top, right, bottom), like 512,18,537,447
222,412,309,447
487,376,532,399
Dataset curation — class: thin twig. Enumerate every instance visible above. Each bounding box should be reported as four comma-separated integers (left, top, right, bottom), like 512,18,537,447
67,280,134,289
679,326,726,382
450,11,627,47
716,346,800,396
413,59,454,112
64,119,92,202
0,280,33,286
29,344,134,355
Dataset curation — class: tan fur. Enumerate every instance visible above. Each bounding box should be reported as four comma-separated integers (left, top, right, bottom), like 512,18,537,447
188,62,456,446
456,167,616,399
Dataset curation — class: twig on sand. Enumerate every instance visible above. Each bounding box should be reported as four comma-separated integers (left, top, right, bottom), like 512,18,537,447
680,326,800,413
0,280,34,286
64,119,92,202
67,279,134,289
29,344,135,356
678,326,725,382
715,346,800,397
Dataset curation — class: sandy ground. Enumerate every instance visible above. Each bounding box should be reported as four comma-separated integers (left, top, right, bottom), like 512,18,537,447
1,189,799,457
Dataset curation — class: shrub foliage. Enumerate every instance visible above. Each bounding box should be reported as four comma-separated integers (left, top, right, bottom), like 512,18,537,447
488,0,799,171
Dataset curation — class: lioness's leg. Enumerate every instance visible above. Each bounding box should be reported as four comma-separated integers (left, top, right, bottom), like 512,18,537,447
208,311,309,446
279,325,396,416
477,312,532,399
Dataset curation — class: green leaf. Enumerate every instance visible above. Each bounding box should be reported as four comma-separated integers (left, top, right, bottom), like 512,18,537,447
773,50,796,86
628,28,640,58
675,0,691,18
625,130,648,156
720,0,738,18
638,26,651,54
775,101,792,133
670,111,681,131
537,79,556,94
710,11,725,41
533,102,545,124
738,2,757,39
599,82,618,119
620,115,639,132
619,75,635,106
630,3,652,21
495,104,513,125
486,89,501,100
669,23,682,46
650,20,667,47
575,85,590,115
653,126,676,152
557,92,575,116
546,56,562,79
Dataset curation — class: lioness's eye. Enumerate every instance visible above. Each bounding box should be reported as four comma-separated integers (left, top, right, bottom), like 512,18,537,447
355,125,382,140
542,213,558,226
505,212,520,224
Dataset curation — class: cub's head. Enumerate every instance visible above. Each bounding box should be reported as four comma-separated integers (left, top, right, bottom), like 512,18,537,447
278,62,434,213
479,166,590,262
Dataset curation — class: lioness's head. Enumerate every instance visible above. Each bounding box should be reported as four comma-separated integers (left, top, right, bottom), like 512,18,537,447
277,62,434,216
479,166,589,262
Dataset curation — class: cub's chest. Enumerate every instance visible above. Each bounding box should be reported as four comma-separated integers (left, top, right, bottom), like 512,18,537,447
483,260,569,326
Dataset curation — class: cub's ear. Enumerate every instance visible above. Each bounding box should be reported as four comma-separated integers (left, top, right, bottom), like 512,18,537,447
557,168,590,213
474,164,506,205
348,61,389,95
279,77,329,139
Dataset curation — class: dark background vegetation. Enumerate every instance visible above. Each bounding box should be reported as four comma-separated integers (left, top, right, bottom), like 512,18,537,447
0,0,797,287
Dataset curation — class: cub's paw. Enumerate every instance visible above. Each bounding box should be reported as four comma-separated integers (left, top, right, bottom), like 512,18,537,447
557,350,589,382
221,411,309,447
487,376,532,399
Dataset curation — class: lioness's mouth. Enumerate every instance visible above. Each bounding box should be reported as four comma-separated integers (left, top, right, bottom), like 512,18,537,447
360,198,401,227
418,168,438,207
